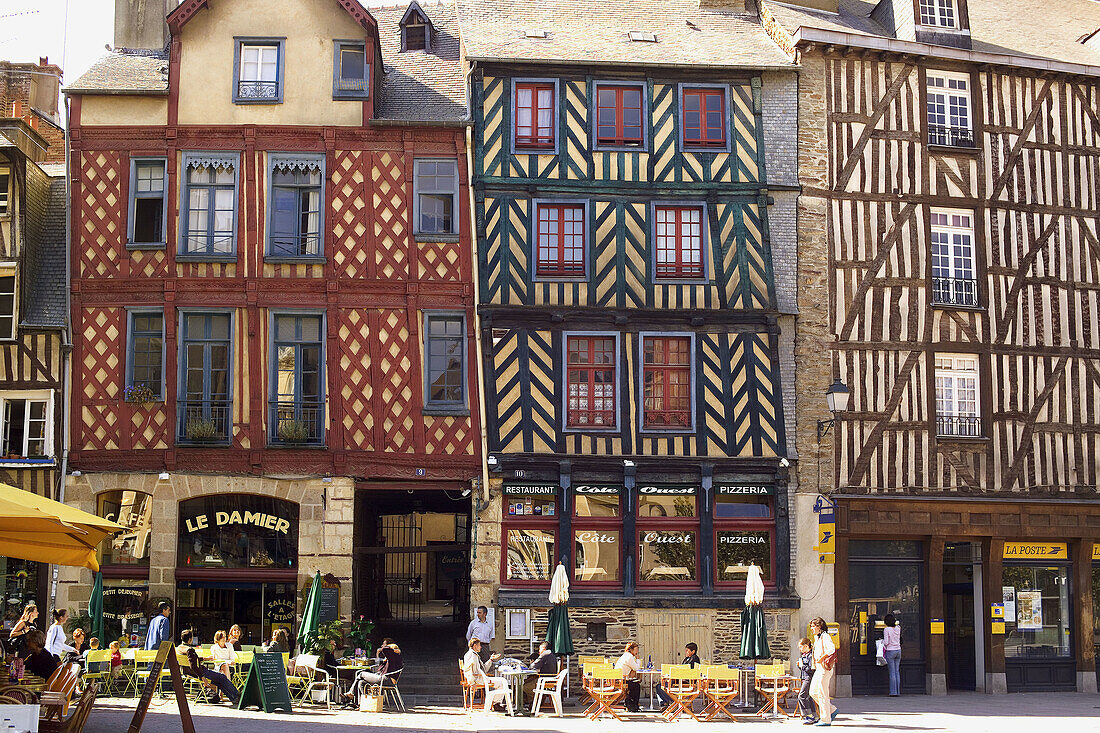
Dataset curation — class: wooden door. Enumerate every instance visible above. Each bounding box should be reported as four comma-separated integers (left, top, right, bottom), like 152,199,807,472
635,609,716,666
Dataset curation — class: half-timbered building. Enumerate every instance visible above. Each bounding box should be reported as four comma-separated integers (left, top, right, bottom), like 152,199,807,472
461,0,802,666
61,0,479,650
0,89,67,625
766,0,1100,696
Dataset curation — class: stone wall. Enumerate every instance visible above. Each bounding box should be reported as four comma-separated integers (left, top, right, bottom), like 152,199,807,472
470,477,503,617
56,472,355,622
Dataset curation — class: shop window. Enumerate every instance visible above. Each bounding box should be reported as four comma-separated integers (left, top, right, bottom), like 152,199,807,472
267,156,323,259
102,580,151,646
935,354,981,437
1002,565,1072,658
641,335,693,430
0,393,50,459
573,484,622,586
128,158,167,247
654,206,705,280
178,312,232,444
848,540,924,674
0,556,38,628
270,313,325,446
180,154,237,258
536,203,586,278
127,311,164,401
177,494,299,570
595,83,644,148
98,490,153,567
930,209,977,306
713,485,775,585
502,482,558,583
566,335,616,429
514,81,556,150
637,485,698,585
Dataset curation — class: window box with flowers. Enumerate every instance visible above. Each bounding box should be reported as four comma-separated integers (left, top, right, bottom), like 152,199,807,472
124,383,160,405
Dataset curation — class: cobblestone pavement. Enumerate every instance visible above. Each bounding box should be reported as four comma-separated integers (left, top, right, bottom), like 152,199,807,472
84,693,1100,732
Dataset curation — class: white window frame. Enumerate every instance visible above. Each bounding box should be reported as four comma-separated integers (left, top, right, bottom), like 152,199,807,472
0,390,54,461
919,0,958,28
930,208,977,306
934,354,980,437
927,71,972,146
0,166,10,215
0,265,17,341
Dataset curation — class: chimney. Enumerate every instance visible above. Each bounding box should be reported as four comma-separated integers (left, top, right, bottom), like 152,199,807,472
114,0,176,51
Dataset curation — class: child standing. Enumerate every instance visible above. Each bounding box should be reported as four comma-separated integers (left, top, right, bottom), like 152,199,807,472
796,637,818,724
108,641,123,686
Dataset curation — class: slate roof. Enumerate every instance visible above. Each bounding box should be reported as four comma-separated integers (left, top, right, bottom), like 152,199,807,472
766,0,1100,69
65,50,169,95
22,171,68,329
372,2,468,122
456,0,795,69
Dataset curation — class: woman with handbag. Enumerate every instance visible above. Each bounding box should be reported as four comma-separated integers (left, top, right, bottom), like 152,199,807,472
882,614,902,696
809,617,838,726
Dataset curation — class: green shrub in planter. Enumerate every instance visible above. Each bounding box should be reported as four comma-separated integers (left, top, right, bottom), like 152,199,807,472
185,418,219,442
278,419,311,443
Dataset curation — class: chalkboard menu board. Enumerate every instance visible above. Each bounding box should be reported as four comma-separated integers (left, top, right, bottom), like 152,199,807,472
319,586,338,623
237,651,293,713
128,642,194,733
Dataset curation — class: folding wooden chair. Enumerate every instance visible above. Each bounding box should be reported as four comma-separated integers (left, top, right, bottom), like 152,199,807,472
586,667,624,721
700,665,740,722
754,663,791,718
40,663,81,720
661,666,702,722
581,663,612,717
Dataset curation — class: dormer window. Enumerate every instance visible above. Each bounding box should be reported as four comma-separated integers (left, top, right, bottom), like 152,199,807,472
333,40,369,99
919,0,958,29
401,2,433,52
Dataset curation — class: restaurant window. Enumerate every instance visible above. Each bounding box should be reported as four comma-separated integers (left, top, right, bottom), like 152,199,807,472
927,72,973,147
0,556,38,629
930,209,977,306
234,39,284,103
502,482,558,583
637,485,698,585
573,484,622,586
180,154,237,258
267,156,323,259
935,354,981,437
1002,564,1072,659
128,158,167,247
0,393,50,459
270,313,325,446
97,490,153,567
178,494,299,570
333,41,368,99
178,312,232,444
423,313,466,411
535,202,586,277
595,83,644,148
681,87,726,149
654,206,705,280
102,580,151,647
848,540,924,668
127,311,164,401
566,335,616,429
714,485,775,585
413,159,459,236
641,335,693,430
514,81,556,150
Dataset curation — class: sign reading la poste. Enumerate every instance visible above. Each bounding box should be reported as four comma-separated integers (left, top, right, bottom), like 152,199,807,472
184,510,292,535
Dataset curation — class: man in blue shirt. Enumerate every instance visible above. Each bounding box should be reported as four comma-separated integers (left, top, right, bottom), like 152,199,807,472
145,602,172,650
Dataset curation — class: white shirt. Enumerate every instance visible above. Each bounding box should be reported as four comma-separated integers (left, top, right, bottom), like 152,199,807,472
462,648,491,684
615,651,640,679
813,630,836,666
466,617,494,644
45,623,74,657
211,642,236,666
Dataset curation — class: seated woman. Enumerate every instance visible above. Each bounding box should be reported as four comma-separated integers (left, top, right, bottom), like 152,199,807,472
209,630,236,678
176,630,239,704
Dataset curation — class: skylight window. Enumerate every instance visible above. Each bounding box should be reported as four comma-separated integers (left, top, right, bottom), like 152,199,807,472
525,29,549,39
628,31,657,43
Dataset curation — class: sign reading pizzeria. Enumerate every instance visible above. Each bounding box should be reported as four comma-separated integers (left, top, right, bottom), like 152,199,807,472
716,485,775,496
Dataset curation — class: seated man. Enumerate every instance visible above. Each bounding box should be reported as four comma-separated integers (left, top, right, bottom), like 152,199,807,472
22,630,60,680
176,630,240,704
345,637,403,707
523,641,558,706
462,638,512,714
656,642,701,707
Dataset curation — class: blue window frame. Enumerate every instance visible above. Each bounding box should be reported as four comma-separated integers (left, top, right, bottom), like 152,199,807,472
266,154,325,260
270,313,325,446
233,37,285,104
677,83,733,153
511,78,560,155
180,152,239,259
126,309,164,401
178,312,233,445
423,312,467,413
332,40,369,99
413,159,459,236
127,157,167,248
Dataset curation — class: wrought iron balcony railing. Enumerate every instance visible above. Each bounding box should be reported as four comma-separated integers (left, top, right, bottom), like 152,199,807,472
932,276,979,307
928,124,975,148
236,80,279,100
177,398,232,444
269,399,325,446
937,415,983,438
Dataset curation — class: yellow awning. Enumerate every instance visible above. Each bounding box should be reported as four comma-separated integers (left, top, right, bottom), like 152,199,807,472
0,483,124,571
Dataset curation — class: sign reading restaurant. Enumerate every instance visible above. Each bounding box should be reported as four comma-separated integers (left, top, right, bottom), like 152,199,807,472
184,510,292,535
503,482,559,496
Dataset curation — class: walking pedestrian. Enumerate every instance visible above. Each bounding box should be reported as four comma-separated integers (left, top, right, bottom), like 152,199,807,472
8,602,38,653
145,601,172,650
44,608,75,658
882,613,902,696
809,617,837,726
796,637,818,724
465,606,494,662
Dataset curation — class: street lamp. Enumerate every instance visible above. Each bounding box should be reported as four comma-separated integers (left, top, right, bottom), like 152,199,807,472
817,378,850,439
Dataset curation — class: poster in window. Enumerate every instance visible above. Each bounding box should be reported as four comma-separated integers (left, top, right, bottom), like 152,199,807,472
1001,586,1016,622
1015,590,1042,630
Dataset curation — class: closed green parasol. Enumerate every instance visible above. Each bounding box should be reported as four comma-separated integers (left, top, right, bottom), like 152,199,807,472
545,563,575,655
739,565,771,659
298,571,323,653
89,571,105,644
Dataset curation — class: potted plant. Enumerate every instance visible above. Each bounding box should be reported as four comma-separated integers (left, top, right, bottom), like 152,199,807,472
346,615,375,657
184,418,219,442
278,419,311,444
305,620,344,702
123,383,157,405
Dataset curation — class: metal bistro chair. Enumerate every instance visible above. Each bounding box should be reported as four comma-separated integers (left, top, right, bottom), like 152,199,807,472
232,650,254,688
118,647,139,696
81,649,115,696
286,654,334,709
133,649,172,698
661,666,702,722
366,668,405,713
700,665,740,721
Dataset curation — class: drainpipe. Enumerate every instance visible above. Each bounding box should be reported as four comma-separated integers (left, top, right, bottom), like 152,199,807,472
50,95,75,610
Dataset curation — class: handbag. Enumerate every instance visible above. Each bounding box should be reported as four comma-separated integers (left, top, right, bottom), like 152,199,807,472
875,639,886,666
822,650,838,671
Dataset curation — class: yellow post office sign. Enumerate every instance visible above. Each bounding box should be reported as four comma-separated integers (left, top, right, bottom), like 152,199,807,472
1092,544,1100,561
1002,542,1067,560
930,619,945,635
991,621,1005,635
817,523,836,554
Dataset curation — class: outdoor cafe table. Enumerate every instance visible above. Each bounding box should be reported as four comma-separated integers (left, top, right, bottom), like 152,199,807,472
638,668,662,712
756,672,794,720
335,660,375,700
497,668,534,716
